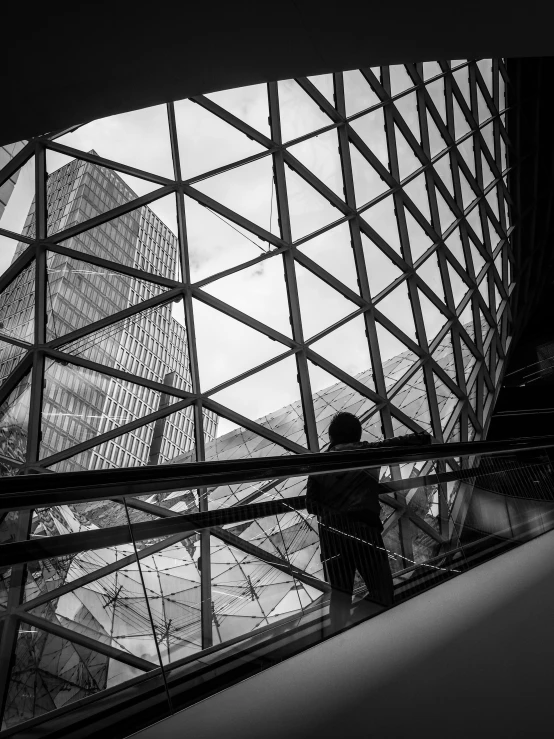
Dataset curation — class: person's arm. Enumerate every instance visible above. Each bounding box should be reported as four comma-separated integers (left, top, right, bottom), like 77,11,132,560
362,431,433,449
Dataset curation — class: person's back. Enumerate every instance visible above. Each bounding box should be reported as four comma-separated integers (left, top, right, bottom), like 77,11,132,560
307,412,432,632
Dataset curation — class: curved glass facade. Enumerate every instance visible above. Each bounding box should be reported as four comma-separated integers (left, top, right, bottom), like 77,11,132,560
0,58,514,730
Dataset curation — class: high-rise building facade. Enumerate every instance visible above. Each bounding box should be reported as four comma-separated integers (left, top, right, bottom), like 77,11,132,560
0,141,26,219
0,157,217,472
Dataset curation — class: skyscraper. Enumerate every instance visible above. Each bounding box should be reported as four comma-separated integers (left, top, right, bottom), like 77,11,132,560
0,140,26,219
0,155,217,472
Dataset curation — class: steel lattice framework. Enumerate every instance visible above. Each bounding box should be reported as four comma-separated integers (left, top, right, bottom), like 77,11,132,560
0,58,515,731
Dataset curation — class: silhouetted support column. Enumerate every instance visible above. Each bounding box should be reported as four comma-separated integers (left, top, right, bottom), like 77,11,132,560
147,371,176,466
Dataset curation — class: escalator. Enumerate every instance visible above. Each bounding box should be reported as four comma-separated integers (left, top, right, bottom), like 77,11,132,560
1,437,554,739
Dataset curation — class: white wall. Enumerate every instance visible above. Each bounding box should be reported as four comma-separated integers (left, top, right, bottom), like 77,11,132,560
132,530,554,739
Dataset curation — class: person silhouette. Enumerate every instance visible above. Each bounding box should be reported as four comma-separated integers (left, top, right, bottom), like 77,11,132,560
306,412,432,633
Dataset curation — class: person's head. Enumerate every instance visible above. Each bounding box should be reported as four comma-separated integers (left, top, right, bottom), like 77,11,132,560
328,412,362,447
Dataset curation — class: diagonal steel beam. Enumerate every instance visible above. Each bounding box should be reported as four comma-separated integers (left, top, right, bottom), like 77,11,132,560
46,243,181,289
46,288,183,351
44,140,174,187
122,496,329,594
43,185,176,246
44,348,197,401
21,612,158,672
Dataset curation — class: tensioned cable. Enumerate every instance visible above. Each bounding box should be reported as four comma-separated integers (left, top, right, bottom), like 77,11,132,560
205,206,269,253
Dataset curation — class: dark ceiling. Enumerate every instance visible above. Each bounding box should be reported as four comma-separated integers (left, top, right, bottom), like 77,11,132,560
2,0,554,146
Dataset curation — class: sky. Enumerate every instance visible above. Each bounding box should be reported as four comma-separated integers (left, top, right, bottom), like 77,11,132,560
0,65,497,438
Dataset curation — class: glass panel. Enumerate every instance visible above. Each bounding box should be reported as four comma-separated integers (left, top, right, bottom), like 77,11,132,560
44,417,158,472
459,168,477,210
478,276,490,310
210,355,305,445
174,99,265,179
192,298,285,391
296,261,358,340
432,331,457,382
404,207,433,261
185,195,274,283
477,60,493,97
435,187,456,233
395,125,422,181
288,129,343,197
201,254,292,337
309,314,373,380
481,153,495,187
390,65,414,97
419,290,447,344
403,174,431,224
493,250,503,282
39,358,186,465
193,156,274,231
453,97,471,140
423,62,442,80
209,530,318,644
0,153,36,244
377,329,418,391
458,135,476,178
445,227,466,268
205,82,271,138
362,233,404,296
500,136,507,173
479,307,491,344
476,85,491,123
199,412,293,470
0,370,31,467
56,104,174,178
459,302,476,342
349,108,389,169
434,153,455,198
0,339,27,390
343,70,380,116
499,71,507,112
486,189,501,222
417,252,445,302
390,368,432,433
447,260,470,308
375,281,417,342
480,122,495,159
426,78,447,126
46,152,161,214
466,206,484,246
297,222,359,293
453,67,471,109
285,165,341,241
376,321,417,366
361,195,401,255
433,372,458,430
2,621,148,731
349,144,388,206
278,80,332,142
308,361,378,446
58,297,192,391
307,74,335,105
45,251,170,342
54,191,180,281
426,112,448,158
460,336,477,382
493,284,502,318
395,93,420,144
0,259,35,346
